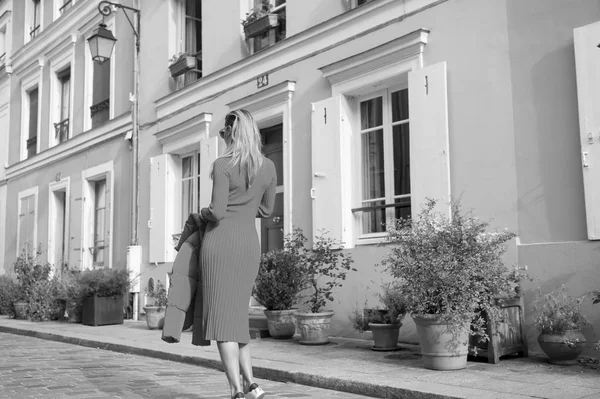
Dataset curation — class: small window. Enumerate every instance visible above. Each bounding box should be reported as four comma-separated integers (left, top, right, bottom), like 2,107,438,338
357,88,410,236
180,152,201,226
30,0,42,39
183,0,202,85
55,68,71,144
249,0,286,54
92,179,108,267
27,87,39,159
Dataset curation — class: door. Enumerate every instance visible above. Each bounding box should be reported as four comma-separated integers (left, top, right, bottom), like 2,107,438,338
259,123,284,253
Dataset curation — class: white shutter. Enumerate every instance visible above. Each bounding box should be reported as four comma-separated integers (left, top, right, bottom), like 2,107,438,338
70,179,83,269
149,154,177,263
408,61,451,218
575,22,600,240
199,136,219,209
310,96,352,248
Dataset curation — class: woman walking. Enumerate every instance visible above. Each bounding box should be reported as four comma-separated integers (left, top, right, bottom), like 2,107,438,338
199,109,276,399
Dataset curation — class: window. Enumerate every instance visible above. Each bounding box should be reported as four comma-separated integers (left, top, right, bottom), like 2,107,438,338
48,178,70,268
26,87,39,159
180,152,201,225
90,59,111,128
30,0,42,39
59,0,72,14
357,88,410,236
0,28,6,65
82,162,113,269
250,0,286,53
357,0,372,6
17,187,38,258
55,68,71,144
182,0,202,85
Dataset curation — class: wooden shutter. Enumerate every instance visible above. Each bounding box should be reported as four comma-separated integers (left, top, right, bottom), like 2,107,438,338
310,96,353,248
574,22,600,240
70,179,83,269
149,154,178,263
199,136,219,209
408,61,451,218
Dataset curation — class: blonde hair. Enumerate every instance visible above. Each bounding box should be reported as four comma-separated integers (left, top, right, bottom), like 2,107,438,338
211,109,264,188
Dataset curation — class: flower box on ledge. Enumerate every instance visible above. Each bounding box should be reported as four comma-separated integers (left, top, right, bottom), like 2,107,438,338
82,295,124,327
244,14,278,38
169,55,196,78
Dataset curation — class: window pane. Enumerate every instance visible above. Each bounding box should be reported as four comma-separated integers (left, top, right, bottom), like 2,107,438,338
361,129,385,200
29,88,38,140
394,196,411,221
391,89,409,122
393,124,410,196
360,97,383,130
181,179,193,221
361,201,386,234
95,180,106,208
60,71,71,121
182,156,193,178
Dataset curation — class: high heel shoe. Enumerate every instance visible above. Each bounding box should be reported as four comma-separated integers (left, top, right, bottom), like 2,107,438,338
246,383,265,399
233,393,245,399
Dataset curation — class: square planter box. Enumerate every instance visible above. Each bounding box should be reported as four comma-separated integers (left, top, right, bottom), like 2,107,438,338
169,55,196,78
82,295,124,327
469,296,528,364
244,14,278,38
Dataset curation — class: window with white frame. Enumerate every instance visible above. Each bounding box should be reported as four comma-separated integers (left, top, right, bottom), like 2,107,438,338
82,162,113,269
182,0,202,85
17,187,38,257
28,0,42,41
26,86,39,159
53,67,71,144
247,0,286,54
90,60,111,128
180,151,201,226
58,0,73,16
356,88,410,236
0,27,6,65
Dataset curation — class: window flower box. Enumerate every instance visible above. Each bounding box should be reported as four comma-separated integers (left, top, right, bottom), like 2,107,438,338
168,54,196,78
243,13,278,38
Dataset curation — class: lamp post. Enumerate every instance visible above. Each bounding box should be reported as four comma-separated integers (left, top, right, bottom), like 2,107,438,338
88,0,141,320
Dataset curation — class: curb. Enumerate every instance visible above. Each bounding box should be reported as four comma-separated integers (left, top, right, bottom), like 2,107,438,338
0,325,459,399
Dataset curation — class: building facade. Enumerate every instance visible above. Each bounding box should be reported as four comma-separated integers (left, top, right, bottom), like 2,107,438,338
3,0,600,356
0,0,12,274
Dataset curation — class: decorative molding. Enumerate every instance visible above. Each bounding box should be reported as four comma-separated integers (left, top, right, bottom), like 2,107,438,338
155,0,446,121
226,80,296,114
155,112,212,155
6,112,132,180
319,29,429,85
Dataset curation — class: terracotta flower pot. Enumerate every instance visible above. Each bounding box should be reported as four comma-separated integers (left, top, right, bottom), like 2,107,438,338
13,301,27,320
143,306,166,330
369,323,402,351
538,329,586,365
296,310,334,345
264,309,297,339
413,315,469,371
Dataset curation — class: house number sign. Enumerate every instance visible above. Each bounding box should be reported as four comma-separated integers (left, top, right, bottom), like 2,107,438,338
257,73,269,89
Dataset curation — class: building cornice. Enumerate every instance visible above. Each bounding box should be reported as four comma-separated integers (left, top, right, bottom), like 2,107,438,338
6,112,132,180
154,0,446,122
154,112,212,155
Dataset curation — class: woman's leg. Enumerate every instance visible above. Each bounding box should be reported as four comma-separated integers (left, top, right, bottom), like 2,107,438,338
217,341,243,397
239,342,254,390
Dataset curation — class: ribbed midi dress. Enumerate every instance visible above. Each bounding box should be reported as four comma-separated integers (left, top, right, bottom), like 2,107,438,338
199,156,277,344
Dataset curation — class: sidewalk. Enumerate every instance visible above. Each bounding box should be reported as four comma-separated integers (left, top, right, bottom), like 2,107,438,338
1,316,600,399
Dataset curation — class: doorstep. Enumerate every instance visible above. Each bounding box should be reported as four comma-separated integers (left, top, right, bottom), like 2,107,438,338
0,316,599,399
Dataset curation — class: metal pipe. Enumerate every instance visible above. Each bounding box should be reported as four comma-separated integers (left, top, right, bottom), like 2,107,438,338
131,2,140,246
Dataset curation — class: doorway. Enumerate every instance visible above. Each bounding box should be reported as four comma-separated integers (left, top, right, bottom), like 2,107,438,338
49,187,68,269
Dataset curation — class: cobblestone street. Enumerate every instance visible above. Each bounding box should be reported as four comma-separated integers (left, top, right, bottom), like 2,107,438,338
0,333,369,399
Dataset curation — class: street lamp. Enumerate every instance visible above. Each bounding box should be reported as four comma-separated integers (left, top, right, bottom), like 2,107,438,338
88,0,142,320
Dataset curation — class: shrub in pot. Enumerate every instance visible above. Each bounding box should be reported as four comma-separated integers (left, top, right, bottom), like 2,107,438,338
0,275,19,318
144,278,168,330
533,285,589,365
79,268,131,326
253,228,308,339
296,230,356,345
349,282,407,351
381,198,517,370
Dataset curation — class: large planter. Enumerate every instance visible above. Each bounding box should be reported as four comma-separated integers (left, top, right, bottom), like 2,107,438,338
296,310,334,345
243,14,278,38
169,55,196,78
413,315,469,371
538,329,586,365
82,295,124,327
264,309,297,339
13,301,27,320
369,323,402,351
143,306,166,330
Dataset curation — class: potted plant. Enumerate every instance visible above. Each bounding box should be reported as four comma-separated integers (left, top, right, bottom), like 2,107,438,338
533,285,589,365
79,268,131,327
253,228,308,339
12,246,55,321
349,282,407,351
0,274,19,318
242,0,278,38
296,230,356,345
381,198,517,370
168,52,196,78
143,278,168,330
